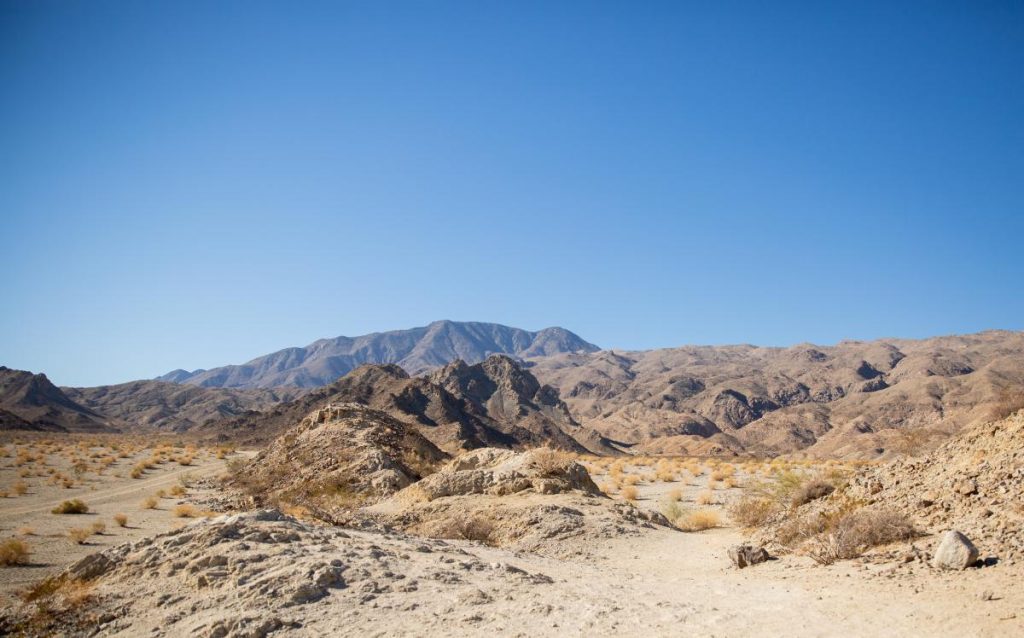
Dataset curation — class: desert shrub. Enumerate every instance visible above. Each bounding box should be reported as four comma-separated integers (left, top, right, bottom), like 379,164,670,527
599,482,616,495
141,496,158,509
455,516,498,545
169,485,186,497
661,500,686,522
623,474,640,486
113,513,128,527
791,479,836,507
696,490,715,505
51,499,88,515
621,485,639,500
667,488,683,502
728,495,780,528
805,509,917,564
530,447,574,477
676,510,720,532
67,528,91,545
13,481,28,496
177,455,193,466
173,504,197,518
90,521,106,535
0,538,31,566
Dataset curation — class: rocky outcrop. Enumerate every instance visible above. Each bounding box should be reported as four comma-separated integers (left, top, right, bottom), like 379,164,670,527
0,366,116,432
232,403,448,507
728,545,770,569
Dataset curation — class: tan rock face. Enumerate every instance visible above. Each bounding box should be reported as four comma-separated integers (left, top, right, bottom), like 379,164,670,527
528,330,1024,458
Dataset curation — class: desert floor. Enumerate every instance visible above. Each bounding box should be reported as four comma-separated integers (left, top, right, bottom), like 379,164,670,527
1,445,1021,637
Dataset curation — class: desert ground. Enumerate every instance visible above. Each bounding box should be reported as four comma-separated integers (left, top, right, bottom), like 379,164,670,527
1,429,1021,637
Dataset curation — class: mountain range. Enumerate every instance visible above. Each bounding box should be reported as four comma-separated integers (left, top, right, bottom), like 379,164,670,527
158,320,598,389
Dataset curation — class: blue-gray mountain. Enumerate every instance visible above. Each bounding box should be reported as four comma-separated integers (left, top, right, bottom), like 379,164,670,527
159,321,598,390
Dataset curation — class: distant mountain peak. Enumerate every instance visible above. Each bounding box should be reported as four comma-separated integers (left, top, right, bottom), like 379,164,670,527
159,321,598,390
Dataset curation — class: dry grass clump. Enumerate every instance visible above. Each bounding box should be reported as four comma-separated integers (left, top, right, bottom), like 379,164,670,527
623,474,641,486
141,496,159,509
51,499,89,515
676,510,721,532
169,485,187,497
791,479,836,507
531,447,574,477
599,482,617,495
90,521,106,535
173,504,197,518
620,485,639,501
804,509,917,564
696,490,715,505
0,538,31,566
728,495,780,528
67,528,91,545
113,513,128,527
13,480,28,496
667,488,683,502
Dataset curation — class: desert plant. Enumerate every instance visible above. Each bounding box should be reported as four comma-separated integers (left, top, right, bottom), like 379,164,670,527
141,496,159,509
173,504,197,518
804,509,917,564
13,481,28,496
661,500,686,522
791,479,836,507
696,490,715,505
728,495,780,528
90,521,106,535
621,485,639,501
667,488,683,502
169,485,186,497
454,516,498,546
676,509,721,532
67,527,91,544
51,499,89,515
0,538,31,566
113,513,128,527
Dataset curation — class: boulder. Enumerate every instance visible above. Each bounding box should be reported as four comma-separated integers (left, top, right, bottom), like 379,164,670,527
728,545,770,569
931,530,979,570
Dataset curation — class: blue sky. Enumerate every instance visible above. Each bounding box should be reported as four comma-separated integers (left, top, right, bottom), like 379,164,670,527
2,1,1022,387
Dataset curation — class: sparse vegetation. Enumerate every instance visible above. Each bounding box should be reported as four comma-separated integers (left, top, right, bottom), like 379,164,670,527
174,504,197,518
113,513,128,527
728,495,780,528
621,485,638,500
51,499,89,515
67,527,91,544
0,538,31,566
676,510,721,532
141,496,159,509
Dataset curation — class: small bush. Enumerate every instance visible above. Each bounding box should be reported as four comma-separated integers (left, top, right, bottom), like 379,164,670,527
792,479,836,507
728,495,780,528
805,510,916,564
667,488,683,502
173,504,197,518
169,485,186,497
661,500,686,522
13,481,28,496
113,513,128,527
0,538,31,566
141,496,158,509
455,516,498,546
621,485,639,500
67,528,91,544
51,499,89,515
696,490,715,505
677,510,721,532
90,521,106,535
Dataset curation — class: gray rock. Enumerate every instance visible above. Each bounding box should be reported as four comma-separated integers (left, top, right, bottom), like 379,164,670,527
68,552,115,580
932,530,979,570
728,545,770,569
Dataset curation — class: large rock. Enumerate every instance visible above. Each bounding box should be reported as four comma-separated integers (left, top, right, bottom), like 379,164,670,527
728,545,770,569
931,530,979,570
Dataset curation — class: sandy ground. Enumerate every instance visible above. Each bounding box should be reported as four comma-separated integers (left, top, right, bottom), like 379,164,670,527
0,441,246,597
2,451,1021,637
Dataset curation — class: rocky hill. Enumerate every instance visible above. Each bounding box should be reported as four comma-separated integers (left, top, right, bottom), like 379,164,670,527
159,320,598,390
528,330,1024,458
0,366,117,432
195,355,617,454
63,381,302,432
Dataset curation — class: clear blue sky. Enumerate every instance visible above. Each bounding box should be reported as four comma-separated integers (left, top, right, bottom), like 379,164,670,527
2,1,1022,387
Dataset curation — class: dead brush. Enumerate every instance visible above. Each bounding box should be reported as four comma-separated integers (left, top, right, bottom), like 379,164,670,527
804,509,917,564
676,510,721,532
51,499,89,515
728,495,780,528
0,538,31,566
530,447,574,477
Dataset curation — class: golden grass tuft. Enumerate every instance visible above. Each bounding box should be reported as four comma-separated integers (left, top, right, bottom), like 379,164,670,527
90,521,106,535
696,490,715,505
67,527,91,545
0,538,31,566
173,504,197,518
51,499,89,515
620,485,639,501
113,513,128,527
676,509,720,532
141,496,159,510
